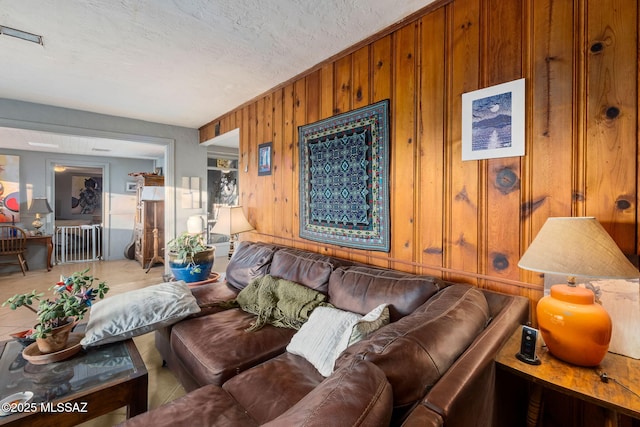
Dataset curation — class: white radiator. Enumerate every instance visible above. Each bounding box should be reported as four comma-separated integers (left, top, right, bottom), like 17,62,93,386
55,224,103,263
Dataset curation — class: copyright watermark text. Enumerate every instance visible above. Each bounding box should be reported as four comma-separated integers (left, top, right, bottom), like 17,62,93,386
2,401,88,414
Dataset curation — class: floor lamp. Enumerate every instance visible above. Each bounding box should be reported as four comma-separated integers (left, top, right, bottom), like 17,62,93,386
210,206,254,260
141,186,165,273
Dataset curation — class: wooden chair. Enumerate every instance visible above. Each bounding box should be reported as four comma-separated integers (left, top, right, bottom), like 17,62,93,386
0,225,28,275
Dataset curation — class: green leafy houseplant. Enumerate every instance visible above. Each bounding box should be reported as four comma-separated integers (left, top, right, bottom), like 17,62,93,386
2,268,109,339
167,232,209,274
167,232,216,283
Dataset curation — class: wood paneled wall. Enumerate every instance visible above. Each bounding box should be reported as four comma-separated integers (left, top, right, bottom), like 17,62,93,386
200,0,638,315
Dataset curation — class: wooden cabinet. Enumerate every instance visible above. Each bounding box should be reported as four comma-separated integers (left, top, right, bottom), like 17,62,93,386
133,175,164,269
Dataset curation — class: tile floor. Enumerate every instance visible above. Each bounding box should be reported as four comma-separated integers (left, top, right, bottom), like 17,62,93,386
0,257,228,426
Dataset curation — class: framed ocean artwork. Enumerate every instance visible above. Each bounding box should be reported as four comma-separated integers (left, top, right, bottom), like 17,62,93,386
462,78,525,161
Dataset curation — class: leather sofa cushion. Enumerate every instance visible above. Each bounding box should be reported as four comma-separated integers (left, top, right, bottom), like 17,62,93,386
335,284,491,421
223,352,325,423
117,384,258,427
226,241,280,290
170,308,295,386
263,358,393,427
269,248,352,293
122,359,392,427
328,266,447,322
190,281,239,307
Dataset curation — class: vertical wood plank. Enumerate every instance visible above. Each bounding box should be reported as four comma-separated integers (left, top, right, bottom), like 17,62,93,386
334,55,352,115
484,0,523,283
265,94,275,237
199,122,215,143
270,92,282,242
293,78,307,251
352,46,370,110
220,114,231,135
239,108,250,210
418,9,446,276
369,35,394,269
523,0,575,287
244,103,257,222
447,0,481,284
282,84,296,242
585,0,637,253
320,64,334,120
391,23,418,271
253,97,267,235
372,35,392,103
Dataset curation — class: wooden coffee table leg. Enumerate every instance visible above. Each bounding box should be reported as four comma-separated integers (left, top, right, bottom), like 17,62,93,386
127,374,148,418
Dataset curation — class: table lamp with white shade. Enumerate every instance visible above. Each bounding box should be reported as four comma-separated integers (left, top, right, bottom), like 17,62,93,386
518,217,639,366
28,197,53,235
210,206,254,260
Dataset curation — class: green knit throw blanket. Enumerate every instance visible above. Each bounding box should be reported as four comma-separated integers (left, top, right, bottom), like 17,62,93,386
235,274,330,331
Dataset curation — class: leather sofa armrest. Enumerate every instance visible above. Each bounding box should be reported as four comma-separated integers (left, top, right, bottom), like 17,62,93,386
415,293,529,427
402,405,444,427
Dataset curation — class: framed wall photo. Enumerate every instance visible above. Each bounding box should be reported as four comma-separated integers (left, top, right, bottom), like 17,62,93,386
462,78,525,161
126,182,137,192
258,142,272,176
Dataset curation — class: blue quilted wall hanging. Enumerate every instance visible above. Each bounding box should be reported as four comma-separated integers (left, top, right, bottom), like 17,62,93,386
298,99,390,252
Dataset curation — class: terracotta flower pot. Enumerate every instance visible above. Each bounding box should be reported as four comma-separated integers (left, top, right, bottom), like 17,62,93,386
35,320,76,354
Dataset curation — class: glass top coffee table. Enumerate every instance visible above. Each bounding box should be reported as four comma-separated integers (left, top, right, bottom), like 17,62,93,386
0,336,148,426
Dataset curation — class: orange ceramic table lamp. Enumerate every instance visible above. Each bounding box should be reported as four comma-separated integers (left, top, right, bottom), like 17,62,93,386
518,217,639,367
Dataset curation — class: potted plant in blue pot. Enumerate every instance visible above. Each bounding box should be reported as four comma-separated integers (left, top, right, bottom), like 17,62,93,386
167,232,215,283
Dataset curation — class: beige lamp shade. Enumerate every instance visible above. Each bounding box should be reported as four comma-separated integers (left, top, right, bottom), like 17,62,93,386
27,198,53,214
518,217,639,279
211,206,254,236
140,186,165,201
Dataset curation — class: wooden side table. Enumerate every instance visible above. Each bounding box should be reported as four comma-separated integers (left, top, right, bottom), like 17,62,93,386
496,326,640,426
25,235,53,271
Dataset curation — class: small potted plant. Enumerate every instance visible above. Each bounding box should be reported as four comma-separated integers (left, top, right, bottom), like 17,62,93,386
3,268,109,353
167,232,215,283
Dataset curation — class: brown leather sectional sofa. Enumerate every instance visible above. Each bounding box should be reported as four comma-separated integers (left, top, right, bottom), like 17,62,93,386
121,241,529,427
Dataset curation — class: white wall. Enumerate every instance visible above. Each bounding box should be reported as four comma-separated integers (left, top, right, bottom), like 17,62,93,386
0,98,208,268
0,147,154,267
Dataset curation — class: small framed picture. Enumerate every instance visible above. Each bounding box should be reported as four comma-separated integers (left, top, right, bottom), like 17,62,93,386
125,182,137,192
462,78,525,161
258,142,272,176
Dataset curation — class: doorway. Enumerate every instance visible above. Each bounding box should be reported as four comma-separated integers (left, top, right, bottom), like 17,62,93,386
53,163,104,264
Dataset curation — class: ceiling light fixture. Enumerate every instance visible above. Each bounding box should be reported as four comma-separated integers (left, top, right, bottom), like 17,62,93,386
28,142,59,148
92,148,111,152
0,25,43,45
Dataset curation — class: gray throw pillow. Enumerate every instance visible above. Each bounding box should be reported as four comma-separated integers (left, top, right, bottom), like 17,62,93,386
80,281,200,347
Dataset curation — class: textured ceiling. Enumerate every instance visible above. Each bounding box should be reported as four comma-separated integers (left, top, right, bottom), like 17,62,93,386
0,0,435,131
